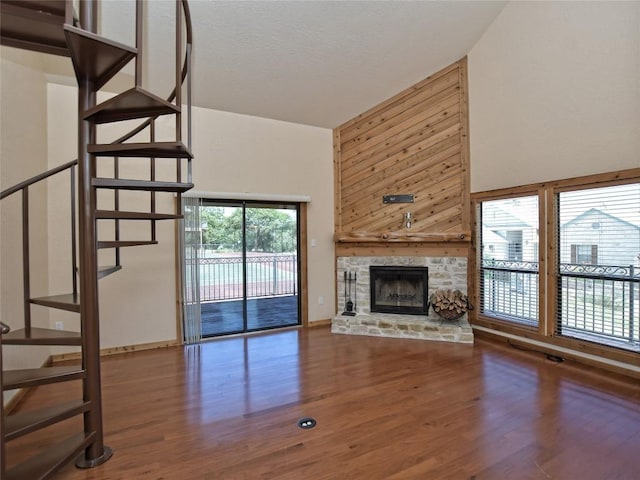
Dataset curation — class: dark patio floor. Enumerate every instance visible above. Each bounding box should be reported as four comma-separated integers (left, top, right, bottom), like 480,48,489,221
201,295,299,337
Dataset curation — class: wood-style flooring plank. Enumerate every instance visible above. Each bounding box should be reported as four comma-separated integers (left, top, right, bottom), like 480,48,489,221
6,327,640,479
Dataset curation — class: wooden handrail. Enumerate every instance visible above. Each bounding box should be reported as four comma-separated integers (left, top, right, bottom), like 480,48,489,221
0,159,78,200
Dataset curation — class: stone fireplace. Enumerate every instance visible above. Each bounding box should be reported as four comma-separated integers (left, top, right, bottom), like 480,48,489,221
331,256,473,344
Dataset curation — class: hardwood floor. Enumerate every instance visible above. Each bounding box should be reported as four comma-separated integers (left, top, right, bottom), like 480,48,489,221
7,327,640,479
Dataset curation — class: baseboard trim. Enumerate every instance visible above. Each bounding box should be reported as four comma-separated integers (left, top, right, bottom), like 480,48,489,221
50,339,181,364
308,318,332,328
473,327,640,380
5,385,29,414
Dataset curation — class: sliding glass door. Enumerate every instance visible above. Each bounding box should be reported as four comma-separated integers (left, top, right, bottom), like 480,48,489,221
197,200,300,337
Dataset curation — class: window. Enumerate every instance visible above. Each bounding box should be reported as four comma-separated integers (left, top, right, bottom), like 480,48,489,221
472,174,640,359
570,244,597,265
557,184,640,351
506,230,523,260
478,196,539,327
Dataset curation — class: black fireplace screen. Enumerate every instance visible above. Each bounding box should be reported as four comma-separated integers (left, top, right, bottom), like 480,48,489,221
370,266,429,315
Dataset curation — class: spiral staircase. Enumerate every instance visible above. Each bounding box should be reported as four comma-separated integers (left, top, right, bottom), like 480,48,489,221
0,1,193,477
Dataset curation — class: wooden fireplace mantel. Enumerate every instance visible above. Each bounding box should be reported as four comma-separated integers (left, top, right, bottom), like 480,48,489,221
334,231,471,244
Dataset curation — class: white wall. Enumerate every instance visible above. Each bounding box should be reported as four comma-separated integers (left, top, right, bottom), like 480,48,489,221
184,107,335,323
468,1,640,192
1,48,52,404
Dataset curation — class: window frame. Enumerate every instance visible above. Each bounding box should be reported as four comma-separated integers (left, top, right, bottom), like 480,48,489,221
476,193,543,330
470,168,640,368
472,188,546,336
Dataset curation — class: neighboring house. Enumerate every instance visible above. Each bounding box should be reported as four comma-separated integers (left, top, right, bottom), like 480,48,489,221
483,205,640,268
560,208,640,267
481,204,538,263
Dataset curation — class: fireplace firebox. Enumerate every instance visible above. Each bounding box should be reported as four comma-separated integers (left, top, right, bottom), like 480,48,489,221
370,266,429,315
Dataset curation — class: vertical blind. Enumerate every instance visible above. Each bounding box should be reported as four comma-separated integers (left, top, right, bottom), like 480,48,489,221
181,196,202,344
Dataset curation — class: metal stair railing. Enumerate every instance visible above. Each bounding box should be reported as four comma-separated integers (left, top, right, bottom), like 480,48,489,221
0,160,80,332
0,321,6,474
111,0,193,174
1,0,194,475
72,0,193,468
104,0,193,249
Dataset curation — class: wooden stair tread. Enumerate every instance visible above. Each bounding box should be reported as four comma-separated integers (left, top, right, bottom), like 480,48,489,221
64,24,136,91
5,431,96,480
98,240,159,249
92,177,194,192
84,86,180,124
88,141,193,159
30,293,80,313
3,366,85,391
98,264,122,279
2,327,81,346
96,210,182,220
0,1,70,57
5,400,90,442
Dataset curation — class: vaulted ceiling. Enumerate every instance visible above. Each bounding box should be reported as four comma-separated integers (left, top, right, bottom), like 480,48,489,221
57,1,508,128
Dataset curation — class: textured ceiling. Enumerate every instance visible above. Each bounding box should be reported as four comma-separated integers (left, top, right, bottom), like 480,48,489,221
101,1,507,128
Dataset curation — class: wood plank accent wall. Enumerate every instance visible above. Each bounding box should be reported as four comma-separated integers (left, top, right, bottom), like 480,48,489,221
334,58,470,246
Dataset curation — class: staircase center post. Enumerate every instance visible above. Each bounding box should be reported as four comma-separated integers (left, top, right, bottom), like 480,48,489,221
75,0,113,468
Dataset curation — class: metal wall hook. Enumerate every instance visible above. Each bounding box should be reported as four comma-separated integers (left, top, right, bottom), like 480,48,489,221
403,211,413,229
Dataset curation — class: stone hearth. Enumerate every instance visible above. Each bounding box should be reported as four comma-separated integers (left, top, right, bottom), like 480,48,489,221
331,256,473,344
332,312,473,343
